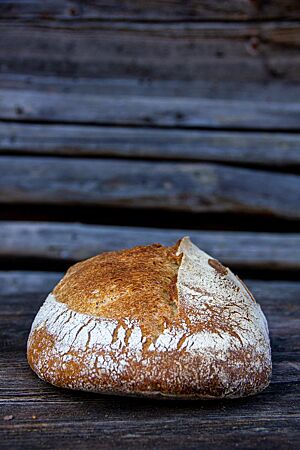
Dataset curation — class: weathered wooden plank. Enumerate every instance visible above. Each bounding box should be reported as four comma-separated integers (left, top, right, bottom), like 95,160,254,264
0,21,300,83
1,0,300,21
0,275,299,448
0,276,299,450
0,157,299,219
0,222,299,270
2,74,300,102
1,74,300,130
2,86,300,130
1,122,300,168
0,406,298,450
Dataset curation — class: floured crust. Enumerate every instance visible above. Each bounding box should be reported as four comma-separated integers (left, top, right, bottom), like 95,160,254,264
27,237,272,399
53,243,182,337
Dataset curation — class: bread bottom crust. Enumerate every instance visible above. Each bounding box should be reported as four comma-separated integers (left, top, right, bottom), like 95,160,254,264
27,238,272,399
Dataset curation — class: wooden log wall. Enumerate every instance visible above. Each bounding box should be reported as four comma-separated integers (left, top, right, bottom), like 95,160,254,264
0,1,299,449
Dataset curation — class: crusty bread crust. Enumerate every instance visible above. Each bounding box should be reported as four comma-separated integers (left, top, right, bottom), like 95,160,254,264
53,243,182,337
27,237,272,399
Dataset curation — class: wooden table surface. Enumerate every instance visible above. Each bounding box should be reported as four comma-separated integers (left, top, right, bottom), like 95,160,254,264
0,1,299,449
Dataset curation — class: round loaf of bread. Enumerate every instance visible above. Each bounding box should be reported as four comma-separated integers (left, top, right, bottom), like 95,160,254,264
27,237,272,399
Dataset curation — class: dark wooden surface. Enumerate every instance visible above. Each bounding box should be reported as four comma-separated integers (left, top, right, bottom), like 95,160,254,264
0,1,299,449
0,274,299,450
1,0,300,21
1,22,300,82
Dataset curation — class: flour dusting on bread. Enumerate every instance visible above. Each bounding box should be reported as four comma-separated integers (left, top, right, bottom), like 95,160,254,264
27,237,271,399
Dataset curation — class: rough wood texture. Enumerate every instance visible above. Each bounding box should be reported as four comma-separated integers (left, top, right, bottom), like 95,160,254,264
1,22,300,83
0,404,298,450
1,122,300,168
0,222,299,271
1,0,300,21
2,87,299,130
1,75,300,130
1,1,299,447
0,157,299,219
0,273,299,449
2,74,299,102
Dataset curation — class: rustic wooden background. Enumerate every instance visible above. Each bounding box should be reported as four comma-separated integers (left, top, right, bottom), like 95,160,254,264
0,1,299,449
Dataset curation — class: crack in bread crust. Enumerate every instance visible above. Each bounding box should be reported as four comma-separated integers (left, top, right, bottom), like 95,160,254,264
28,237,272,399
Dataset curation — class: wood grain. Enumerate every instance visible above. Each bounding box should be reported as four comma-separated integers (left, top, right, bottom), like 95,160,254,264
1,1,299,448
2,74,299,102
0,274,299,449
0,157,299,218
1,122,300,168
0,401,298,450
1,74,300,130
1,82,300,131
0,21,300,83
1,0,300,21
0,222,299,270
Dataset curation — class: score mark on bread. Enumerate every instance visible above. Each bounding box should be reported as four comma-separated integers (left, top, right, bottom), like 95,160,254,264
27,237,272,399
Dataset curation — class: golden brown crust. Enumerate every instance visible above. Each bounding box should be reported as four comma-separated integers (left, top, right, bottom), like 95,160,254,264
53,243,182,336
28,237,272,399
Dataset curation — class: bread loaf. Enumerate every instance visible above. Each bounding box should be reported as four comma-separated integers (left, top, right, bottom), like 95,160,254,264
27,237,272,399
